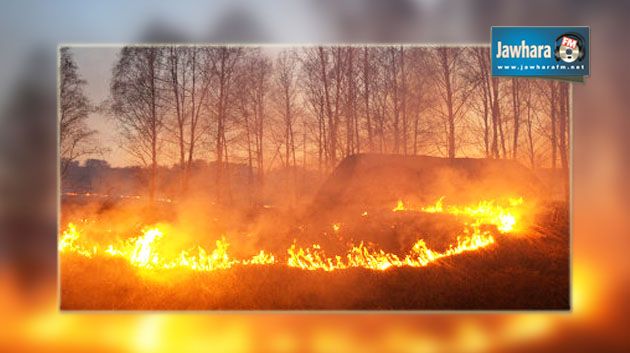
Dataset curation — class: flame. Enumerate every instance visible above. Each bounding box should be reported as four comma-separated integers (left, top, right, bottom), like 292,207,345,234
130,228,162,267
60,224,274,272
392,200,406,212
60,196,526,274
393,196,525,233
287,221,495,271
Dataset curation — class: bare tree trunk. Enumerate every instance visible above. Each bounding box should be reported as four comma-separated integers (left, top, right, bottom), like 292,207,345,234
549,80,557,169
255,70,266,191
345,48,353,156
391,48,400,154
559,83,568,171
558,82,569,201
111,47,165,202
169,48,186,169
351,48,360,154
476,48,500,160
318,108,324,173
216,72,225,200
332,48,342,166
498,108,506,159
168,47,188,196
284,84,291,167
318,47,336,169
345,48,359,155
476,48,491,158
438,48,456,159
525,81,535,169
148,50,158,202
186,49,197,190
400,46,408,155
491,77,501,159
482,88,490,158
363,47,373,152
512,78,520,159
244,110,254,188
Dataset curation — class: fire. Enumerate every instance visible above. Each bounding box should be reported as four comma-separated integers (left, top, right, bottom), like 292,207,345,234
130,228,162,267
59,223,99,258
392,200,406,212
59,224,275,272
60,196,527,273
287,222,495,271
394,196,525,233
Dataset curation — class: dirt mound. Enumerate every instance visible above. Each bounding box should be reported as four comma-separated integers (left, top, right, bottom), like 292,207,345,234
310,153,545,217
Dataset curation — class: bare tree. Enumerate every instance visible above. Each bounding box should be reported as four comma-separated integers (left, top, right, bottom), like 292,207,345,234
558,82,569,172
388,47,402,154
558,82,570,200
111,47,165,200
548,80,558,169
209,47,244,201
431,48,476,159
165,46,215,192
523,79,536,169
59,47,98,175
301,47,344,171
274,49,299,168
361,46,374,152
236,49,271,196
343,47,360,156
511,78,521,159
99,45,569,209
166,46,188,171
300,49,327,173
400,46,408,155
187,47,214,175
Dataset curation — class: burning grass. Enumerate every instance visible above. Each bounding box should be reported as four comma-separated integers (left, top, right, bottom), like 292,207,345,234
60,196,525,272
59,195,569,310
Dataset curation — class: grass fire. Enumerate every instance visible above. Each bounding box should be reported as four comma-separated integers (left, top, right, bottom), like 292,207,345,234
59,45,569,310
61,196,522,273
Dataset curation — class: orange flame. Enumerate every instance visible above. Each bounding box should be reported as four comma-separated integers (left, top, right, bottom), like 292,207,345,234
59,224,275,272
394,196,525,233
60,196,526,273
287,221,494,271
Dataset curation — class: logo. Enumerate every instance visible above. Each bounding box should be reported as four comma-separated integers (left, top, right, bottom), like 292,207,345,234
491,26,589,79
554,33,585,63
496,40,552,59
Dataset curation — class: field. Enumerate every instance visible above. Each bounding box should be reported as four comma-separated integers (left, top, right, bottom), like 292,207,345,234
59,198,569,311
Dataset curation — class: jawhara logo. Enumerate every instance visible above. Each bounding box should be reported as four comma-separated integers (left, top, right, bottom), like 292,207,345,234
555,33,586,63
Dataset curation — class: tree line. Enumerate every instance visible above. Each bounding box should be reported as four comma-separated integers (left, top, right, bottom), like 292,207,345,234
60,46,570,201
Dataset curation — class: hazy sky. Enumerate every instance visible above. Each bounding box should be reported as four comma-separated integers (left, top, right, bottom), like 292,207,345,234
72,47,128,166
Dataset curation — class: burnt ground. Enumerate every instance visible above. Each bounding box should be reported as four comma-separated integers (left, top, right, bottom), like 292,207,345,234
60,205,569,311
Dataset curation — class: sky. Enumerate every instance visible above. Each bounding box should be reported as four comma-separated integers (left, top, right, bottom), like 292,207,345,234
71,47,125,166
